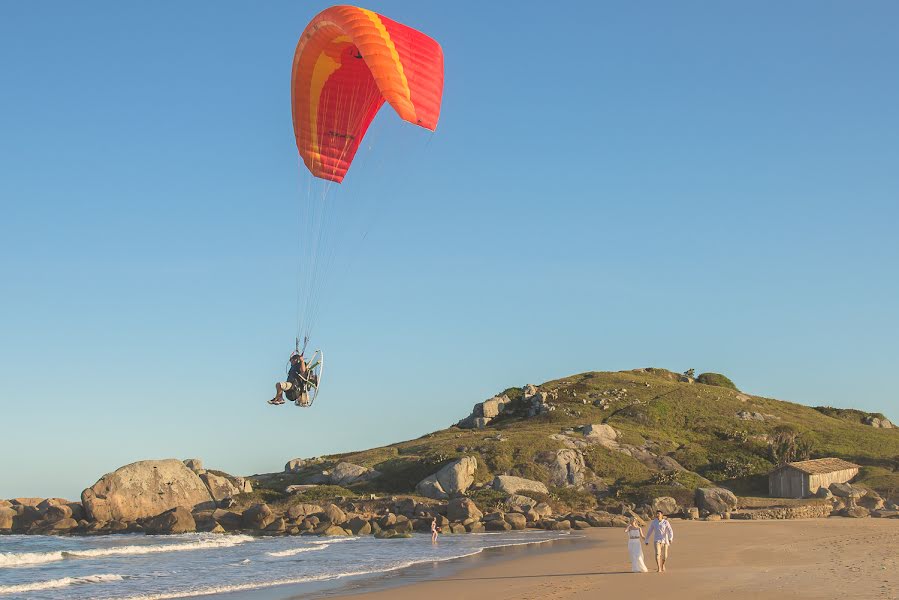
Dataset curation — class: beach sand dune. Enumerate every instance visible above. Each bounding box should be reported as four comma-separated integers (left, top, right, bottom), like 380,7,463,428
332,519,899,600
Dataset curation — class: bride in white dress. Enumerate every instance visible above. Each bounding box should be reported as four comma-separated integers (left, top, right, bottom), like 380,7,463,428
625,518,649,573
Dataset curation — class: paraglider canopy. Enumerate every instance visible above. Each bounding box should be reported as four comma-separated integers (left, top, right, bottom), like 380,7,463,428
291,5,444,183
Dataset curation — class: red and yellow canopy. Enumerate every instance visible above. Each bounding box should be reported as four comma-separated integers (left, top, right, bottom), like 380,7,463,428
291,5,444,183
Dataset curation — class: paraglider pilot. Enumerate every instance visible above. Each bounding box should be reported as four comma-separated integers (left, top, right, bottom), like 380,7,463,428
268,352,310,406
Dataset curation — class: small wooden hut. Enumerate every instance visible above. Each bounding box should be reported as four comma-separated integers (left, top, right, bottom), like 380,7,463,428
769,458,860,498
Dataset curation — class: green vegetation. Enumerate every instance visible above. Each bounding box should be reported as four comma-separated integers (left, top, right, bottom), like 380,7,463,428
696,372,738,390
247,368,899,508
289,485,356,504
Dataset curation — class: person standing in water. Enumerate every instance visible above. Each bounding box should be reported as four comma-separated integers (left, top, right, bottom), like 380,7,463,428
645,510,674,573
431,517,440,543
625,518,649,572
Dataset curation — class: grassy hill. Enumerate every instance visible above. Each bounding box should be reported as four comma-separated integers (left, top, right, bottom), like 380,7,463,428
252,368,899,510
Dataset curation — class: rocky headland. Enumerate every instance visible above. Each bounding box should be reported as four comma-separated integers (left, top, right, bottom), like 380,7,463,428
3,368,897,538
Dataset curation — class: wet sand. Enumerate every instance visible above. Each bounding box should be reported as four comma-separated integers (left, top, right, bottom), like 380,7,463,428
321,518,899,600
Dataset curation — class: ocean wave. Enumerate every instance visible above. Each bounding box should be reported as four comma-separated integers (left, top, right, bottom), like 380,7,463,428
113,534,565,600
0,573,123,595
267,544,329,557
0,535,254,568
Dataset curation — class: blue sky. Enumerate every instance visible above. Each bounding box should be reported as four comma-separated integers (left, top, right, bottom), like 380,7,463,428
1,1,897,499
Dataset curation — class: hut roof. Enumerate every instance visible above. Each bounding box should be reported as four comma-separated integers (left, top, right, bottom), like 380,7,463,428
778,458,860,475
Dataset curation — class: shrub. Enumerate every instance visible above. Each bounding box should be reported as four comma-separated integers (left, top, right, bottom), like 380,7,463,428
290,485,356,504
768,429,813,465
549,486,597,511
649,470,680,485
672,445,710,471
468,489,508,511
696,373,738,390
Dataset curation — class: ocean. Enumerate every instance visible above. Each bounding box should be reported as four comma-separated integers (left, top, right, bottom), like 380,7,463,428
0,530,569,599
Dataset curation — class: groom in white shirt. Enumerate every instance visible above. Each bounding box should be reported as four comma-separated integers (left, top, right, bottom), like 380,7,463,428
645,510,674,572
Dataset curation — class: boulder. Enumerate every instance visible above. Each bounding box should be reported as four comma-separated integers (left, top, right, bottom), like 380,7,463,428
447,497,483,522
815,487,833,499
585,511,619,527
415,456,478,499
482,511,505,522
651,497,678,516
695,487,738,515
265,517,287,534
144,507,196,534
242,504,275,530
686,507,700,520
233,477,253,494
211,509,242,531
322,525,350,536
571,519,591,530
379,513,397,528
466,521,485,533
81,459,214,522
829,483,866,499
322,503,347,524
872,510,899,518
0,506,14,531
492,475,549,496
200,473,241,507
285,458,307,473
287,503,323,521
503,512,527,530
486,519,512,531
394,498,416,517
347,517,372,535
544,449,587,487
582,424,619,447
183,458,204,473
858,491,884,511
863,416,894,428
329,462,380,486
457,395,510,429
842,506,870,518
479,395,509,419
549,519,572,531
507,495,536,511
393,517,413,534
286,484,320,495
44,504,73,522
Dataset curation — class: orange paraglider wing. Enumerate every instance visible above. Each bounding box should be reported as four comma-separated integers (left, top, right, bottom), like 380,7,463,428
291,5,444,183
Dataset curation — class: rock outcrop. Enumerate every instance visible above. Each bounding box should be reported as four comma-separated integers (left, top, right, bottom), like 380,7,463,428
695,487,738,515
523,385,555,417
651,496,678,515
303,462,380,486
863,416,894,428
447,497,483,522
416,456,478,499
492,475,549,496
144,507,196,534
200,472,241,507
285,458,307,473
457,395,510,429
328,462,380,486
81,459,215,522
543,449,587,487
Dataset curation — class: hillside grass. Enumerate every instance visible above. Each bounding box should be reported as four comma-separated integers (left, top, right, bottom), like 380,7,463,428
250,368,899,506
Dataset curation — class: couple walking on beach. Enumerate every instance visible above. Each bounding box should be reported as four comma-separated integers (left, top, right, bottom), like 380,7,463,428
625,510,674,573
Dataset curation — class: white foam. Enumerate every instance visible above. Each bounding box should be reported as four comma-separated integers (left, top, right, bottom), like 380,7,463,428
0,535,254,568
111,535,564,600
267,544,329,557
0,573,123,595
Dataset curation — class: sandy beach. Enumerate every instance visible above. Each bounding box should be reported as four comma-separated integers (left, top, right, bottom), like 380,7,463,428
327,519,899,600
